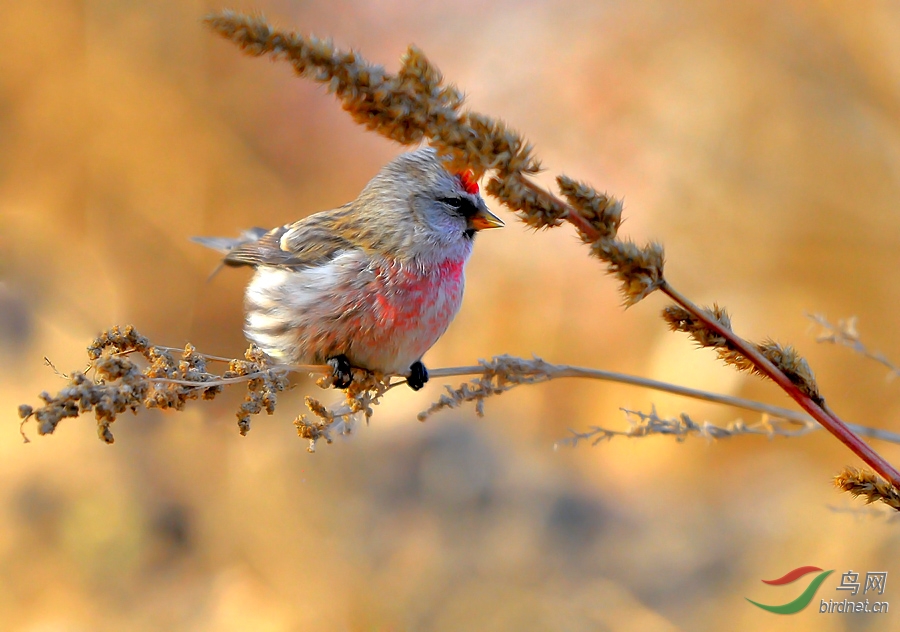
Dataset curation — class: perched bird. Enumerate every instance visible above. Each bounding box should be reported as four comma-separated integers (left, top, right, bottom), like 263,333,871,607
193,147,503,390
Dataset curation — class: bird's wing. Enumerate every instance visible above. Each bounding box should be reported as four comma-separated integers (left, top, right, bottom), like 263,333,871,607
222,205,359,269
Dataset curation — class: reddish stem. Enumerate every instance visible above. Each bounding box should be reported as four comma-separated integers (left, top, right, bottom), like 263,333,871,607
519,177,900,489
661,283,900,488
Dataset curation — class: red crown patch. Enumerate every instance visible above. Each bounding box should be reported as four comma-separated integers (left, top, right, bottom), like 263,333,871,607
457,169,479,195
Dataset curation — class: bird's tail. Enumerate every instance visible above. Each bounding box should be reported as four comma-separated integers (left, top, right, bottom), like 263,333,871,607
191,227,268,254
191,228,268,281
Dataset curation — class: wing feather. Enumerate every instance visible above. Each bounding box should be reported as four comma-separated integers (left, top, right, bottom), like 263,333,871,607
220,204,359,269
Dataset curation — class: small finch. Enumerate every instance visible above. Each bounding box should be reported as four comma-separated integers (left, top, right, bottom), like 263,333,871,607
193,147,503,390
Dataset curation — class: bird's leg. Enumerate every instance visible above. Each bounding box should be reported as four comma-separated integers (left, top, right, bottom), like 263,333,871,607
327,354,353,389
407,361,429,391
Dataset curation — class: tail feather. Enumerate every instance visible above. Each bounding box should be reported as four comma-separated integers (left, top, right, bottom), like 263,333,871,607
192,227,269,280
191,228,268,254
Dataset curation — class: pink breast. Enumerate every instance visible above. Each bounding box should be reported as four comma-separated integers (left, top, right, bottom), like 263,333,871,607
381,258,464,321
366,258,465,359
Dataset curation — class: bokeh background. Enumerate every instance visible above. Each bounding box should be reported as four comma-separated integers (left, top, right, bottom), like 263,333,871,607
3,1,900,630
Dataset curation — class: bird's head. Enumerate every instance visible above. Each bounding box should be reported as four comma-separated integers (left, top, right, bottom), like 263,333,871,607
355,147,503,261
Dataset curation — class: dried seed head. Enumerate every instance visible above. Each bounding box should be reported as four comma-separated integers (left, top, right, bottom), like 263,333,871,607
594,239,665,306
834,466,900,511
557,175,623,241
486,174,566,229
663,304,733,348
757,339,823,406
663,303,757,373
88,324,150,360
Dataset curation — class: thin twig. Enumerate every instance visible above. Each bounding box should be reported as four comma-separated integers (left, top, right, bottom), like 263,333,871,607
430,358,900,443
808,313,900,378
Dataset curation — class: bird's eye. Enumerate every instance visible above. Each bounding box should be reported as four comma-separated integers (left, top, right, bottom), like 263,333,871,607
439,197,463,210
438,196,478,218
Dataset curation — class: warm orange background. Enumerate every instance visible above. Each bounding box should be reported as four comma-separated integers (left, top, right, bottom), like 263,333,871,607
2,1,900,630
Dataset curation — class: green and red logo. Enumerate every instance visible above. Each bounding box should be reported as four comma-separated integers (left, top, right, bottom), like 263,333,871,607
746,566,835,614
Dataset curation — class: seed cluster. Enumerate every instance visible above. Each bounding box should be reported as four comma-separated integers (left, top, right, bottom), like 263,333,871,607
294,368,392,452
834,466,900,511
18,326,292,442
228,346,290,436
417,355,557,422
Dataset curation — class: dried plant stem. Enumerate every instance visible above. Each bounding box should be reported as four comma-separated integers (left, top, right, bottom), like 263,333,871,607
156,356,841,433
26,327,900,452
144,359,900,444
661,283,900,488
429,362,900,443
146,371,288,388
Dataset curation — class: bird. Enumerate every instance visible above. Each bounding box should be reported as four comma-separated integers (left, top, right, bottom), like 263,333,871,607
192,147,503,390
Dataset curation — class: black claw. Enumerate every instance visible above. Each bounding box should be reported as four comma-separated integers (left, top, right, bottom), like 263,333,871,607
407,361,428,391
327,354,353,389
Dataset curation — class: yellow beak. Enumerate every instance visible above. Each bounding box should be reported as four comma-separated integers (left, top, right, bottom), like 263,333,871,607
468,207,504,231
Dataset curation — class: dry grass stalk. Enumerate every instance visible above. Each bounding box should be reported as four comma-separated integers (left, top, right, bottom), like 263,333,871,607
20,331,900,457
431,357,900,444
557,407,818,447
809,313,900,379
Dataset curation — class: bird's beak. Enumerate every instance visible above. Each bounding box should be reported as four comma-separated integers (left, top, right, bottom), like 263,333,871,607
468,206,504,231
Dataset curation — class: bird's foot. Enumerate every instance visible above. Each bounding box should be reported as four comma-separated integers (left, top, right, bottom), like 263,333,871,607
407,361,429,391
327,355,353,389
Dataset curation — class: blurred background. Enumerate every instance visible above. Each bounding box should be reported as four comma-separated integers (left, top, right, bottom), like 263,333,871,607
2,1,900,630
